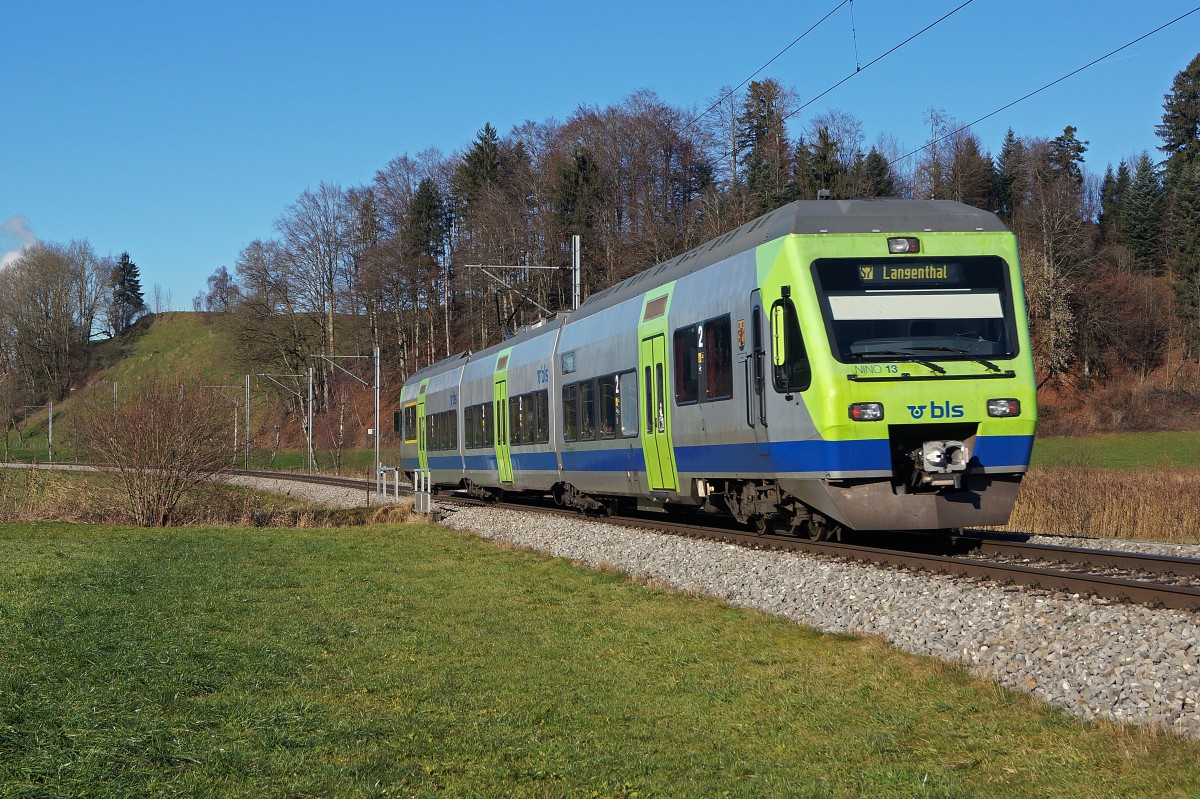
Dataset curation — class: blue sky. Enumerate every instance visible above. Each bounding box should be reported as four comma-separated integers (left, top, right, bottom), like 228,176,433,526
3,1,1199,308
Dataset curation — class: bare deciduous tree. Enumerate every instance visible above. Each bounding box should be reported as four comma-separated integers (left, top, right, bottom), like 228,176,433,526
74,375,229,526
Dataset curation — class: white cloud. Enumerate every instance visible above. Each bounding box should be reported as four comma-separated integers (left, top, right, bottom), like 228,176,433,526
1,215,37,269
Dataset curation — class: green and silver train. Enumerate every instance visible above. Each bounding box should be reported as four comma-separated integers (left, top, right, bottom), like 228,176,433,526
398,199,1037,537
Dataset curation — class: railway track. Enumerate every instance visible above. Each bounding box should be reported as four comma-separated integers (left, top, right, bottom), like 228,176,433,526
237,468,1200,612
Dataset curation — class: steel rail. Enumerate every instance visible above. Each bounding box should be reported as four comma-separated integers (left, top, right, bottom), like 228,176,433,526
953,535,1200,578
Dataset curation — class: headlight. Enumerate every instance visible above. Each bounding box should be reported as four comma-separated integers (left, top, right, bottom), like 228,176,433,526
887,236,920,254
987,398,1021,417
849,402,884,421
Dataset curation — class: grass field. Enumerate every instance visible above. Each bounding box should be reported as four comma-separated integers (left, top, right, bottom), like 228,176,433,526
3,521,1200,797
1031,429,1200,469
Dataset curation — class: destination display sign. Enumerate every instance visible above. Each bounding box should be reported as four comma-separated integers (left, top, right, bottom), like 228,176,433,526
856,262,965,287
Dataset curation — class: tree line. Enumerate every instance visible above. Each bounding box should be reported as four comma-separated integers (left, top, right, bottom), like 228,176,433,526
5,52,1200,436
0,245,147,435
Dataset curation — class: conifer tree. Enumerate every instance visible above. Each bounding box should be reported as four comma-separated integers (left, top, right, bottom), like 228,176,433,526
454,123,502,213
1048,126,1088,187
108,251,146,334
993,128,1024,222
1168,163,1200,351
737,79,793,212
807,127,843,197
1157,52,1200,174
553,148,604,233
1121,152,1165,273
1098,160,1132,245
859,147,896,197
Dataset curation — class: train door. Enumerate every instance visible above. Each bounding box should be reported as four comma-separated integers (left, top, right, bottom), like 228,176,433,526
493,377,513,484
744,290,770,461
416,385,428,470
638,333,677,491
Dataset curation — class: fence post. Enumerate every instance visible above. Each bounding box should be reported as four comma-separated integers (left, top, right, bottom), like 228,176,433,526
413,469,432,516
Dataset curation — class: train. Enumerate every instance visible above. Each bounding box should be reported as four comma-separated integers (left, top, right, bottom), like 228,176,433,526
396,199,1037,538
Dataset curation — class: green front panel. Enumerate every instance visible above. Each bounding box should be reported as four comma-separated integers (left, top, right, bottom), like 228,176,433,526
754,232,1038,449
493,348,513,484
637,285,678,492
416,380,429,470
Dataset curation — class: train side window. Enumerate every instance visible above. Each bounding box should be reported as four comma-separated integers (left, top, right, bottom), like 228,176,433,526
598,375,618,438
482,402,493,448
463,406,475,448
673,324,699,404
535,389,549,444
449,410,458,450
771,292,811,394
579,379,597,440
655,364,666,432
508,396,520,445
619,371,638,437
704,315,733,401
562,384,578,442
644,366,653,435
521,394,535,445
403,405,417,443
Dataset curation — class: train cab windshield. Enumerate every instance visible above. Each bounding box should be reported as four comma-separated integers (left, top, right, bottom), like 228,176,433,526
811,256,1018,365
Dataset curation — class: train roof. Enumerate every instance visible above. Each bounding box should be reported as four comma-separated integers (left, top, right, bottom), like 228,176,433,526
574,199,1008,322
404,313,571,384
403,199,1007,385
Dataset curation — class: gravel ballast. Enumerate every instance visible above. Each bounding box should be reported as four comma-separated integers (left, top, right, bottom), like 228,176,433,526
440,504,1200,739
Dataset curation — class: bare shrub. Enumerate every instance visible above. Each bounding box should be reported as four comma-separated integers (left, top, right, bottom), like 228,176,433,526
74,375,229,526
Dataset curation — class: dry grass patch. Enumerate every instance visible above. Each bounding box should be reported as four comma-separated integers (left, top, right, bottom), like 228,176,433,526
1003,466,1200,542
0,467,418,528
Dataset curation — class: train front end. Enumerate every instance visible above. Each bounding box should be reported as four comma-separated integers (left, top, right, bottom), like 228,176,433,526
765,214,1037,531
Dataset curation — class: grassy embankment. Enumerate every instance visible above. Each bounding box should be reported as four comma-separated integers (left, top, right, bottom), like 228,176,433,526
3,313,240,464
3,519,1200,798
3,313,399,472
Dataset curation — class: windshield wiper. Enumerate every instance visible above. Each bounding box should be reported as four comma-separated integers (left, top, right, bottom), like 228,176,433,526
909,346,1002,373
850,350,946,374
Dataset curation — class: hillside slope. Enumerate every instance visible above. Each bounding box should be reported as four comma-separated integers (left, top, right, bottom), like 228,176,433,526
5,313,399,470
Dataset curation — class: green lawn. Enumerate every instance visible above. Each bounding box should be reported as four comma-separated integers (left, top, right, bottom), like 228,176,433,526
2,522,1199,797
1031,429,1200,469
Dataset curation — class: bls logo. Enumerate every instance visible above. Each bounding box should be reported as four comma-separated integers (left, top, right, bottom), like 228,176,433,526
907,401,964,420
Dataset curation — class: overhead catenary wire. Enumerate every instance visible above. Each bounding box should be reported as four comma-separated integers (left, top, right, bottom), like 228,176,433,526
681,0,849,135
850,0,861,72
703,1,975,166
780,0,974,127
890,5,1200,166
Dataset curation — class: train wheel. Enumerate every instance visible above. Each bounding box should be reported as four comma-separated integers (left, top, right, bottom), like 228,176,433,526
805,520,842,542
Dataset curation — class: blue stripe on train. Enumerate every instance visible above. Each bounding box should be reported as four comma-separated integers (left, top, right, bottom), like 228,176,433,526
676,435,1033,473
561,447,645,473
675,438,888,473
511,451,558,471
972,434,1035,468
405,434,1034,476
